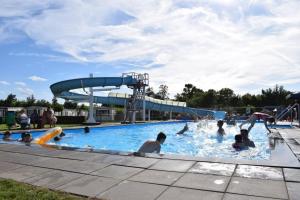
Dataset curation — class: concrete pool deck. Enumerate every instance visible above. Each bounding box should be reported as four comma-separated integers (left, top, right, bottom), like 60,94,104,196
0,128,300,200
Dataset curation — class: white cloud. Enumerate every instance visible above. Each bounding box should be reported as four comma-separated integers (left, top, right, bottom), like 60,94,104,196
13,81,34,96
28,75,47,81
14,81,26,86
1,0,300,95
17,87,34,96
0,81,10,85
9,52,79,63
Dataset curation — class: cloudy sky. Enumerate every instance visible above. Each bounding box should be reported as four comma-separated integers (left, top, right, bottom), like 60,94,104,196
0,0,299,101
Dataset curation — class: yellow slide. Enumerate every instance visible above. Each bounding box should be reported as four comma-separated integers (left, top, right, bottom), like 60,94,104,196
35,127,62,145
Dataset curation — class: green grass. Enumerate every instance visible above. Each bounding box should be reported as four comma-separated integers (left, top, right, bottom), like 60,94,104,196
0,179,87,200
0,121,124,132
0,124,83,132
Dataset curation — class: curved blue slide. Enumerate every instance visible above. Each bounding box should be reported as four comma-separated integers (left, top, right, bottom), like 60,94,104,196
50,75,224,118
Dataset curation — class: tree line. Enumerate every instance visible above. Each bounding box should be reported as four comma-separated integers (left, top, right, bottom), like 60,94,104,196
0,84,295,112
147,84,294,109
0,94,87,112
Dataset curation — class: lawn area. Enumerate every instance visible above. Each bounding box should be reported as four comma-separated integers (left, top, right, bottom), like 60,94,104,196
0,179,89,200
0,122,120,132
0,124,83,132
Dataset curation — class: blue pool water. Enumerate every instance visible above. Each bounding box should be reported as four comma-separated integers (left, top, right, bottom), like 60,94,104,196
5,121,272,160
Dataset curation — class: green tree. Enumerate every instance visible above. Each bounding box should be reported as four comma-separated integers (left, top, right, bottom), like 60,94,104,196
241,93,252,106
261,85,291,106
26,95,36,107
15,100,26,107
4,94,17,107
145,87,155,97
201,89,217,108
157,84,169,100
51,97,63,112
0,99,5,107
218,88,234,106
230,95,242,107
63,101,77,109
187,95,203,108
175,84,203,102
78,104,88,111
35,99,51,107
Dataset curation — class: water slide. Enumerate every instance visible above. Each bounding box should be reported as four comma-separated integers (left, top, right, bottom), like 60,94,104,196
50,74,225,119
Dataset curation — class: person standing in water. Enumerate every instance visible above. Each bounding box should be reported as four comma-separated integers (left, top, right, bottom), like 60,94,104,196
217,120,225,135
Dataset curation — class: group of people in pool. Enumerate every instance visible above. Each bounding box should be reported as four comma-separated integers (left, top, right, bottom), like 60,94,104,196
2,126,91,144
2,130,33,143
2,111,275,154
137,111,276,154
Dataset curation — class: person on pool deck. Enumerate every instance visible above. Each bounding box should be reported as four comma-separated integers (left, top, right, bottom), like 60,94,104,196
217,120,225,135
241,129,255,147
176,123,189,135
137,132,166,154
19,109,30,130
239,112,275,133
30,109,39,129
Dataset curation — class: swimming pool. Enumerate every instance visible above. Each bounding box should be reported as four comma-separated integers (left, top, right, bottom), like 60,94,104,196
5,121,272,160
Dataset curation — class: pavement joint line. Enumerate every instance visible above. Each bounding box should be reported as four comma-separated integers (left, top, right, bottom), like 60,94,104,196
113,165,148,180
0,161,27,170
1,160,113,177
93,159,195,199
31,164,112,176
15,168,54,182
0,148,135,165
221,163,238,200
153,160,198,200
224,191,288,200
145,157,161,169
186,171,234,177
112,163,155,169
92,175,125,197
282,168,291,200
162,185,226,195
0,149,84,161
47,173,86,190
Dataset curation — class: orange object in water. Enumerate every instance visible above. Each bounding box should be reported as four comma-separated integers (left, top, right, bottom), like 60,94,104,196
35,127,62,145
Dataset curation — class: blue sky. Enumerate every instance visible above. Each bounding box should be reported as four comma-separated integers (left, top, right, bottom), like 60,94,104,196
0,0,300,101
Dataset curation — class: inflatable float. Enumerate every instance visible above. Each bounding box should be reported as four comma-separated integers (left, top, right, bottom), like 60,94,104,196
35,127,62,145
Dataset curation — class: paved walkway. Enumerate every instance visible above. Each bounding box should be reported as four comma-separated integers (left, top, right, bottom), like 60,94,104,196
0,142,299,200
279,128,300,161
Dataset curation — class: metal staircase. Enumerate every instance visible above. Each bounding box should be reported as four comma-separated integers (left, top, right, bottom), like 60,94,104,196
123,73,149,123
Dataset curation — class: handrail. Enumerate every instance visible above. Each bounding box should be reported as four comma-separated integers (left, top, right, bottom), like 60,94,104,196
276,105,291,119
81,80,89,95
276,103,299,121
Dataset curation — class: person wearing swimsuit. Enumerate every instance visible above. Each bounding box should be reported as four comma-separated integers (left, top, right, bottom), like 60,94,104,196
239,112,274,133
